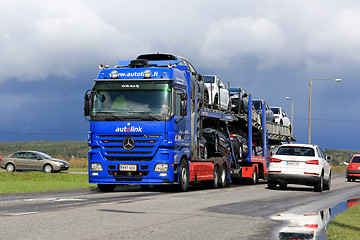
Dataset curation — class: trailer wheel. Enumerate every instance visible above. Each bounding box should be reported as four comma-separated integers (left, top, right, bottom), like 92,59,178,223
219,165,227,188
211,166,219,189
178,160,189,192
250,167,258,185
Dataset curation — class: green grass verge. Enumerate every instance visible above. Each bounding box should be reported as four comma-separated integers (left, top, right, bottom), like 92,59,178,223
0,172,93,194
327,204,360,240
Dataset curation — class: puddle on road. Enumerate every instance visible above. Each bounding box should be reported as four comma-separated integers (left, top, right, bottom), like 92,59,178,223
270,197,360,240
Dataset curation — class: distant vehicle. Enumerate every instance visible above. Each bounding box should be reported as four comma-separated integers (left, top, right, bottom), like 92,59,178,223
202,128,230,157
270,106,291,126
252,99,274,122
268,144,331,192
0,151,69,173
229,87,249,113
202,75,230,111
346,155,360,182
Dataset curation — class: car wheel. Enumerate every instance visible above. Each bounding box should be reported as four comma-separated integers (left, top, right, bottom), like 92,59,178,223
202,145,208,160
214,95,219,109
204,91,209,105
219,165,227,188
214,137,219,153
178,160,189,192
6,163,15,172
268,180,277,189
98,184,116,192
238,145,243,160
314,174,324,192
43,164,53,173
324,172,331,191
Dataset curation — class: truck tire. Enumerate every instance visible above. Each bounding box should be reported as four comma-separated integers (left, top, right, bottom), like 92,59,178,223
219,165,227,188
250,167,258,185
98,184,116,192
211,166,219,189
178,161,189,192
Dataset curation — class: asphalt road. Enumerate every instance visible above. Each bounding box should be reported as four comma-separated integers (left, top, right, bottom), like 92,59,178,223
1,173,359,240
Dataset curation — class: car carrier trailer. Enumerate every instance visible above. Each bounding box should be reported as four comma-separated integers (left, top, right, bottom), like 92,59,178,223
83,53,294,192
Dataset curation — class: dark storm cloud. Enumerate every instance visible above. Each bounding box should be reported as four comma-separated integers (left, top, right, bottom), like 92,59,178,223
1,0,360,149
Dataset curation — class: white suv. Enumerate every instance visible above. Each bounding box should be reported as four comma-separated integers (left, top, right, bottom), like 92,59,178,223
270,106,291,126
268,144,331,192
202,75,230,111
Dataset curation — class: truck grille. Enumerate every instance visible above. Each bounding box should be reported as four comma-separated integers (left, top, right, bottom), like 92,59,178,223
98,134,162,160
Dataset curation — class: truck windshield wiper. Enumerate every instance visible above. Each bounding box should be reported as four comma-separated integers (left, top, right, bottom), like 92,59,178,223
95,111,125,121
128,111,161,121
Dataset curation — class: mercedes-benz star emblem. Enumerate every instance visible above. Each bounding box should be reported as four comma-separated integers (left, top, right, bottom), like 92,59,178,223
123,137,135,151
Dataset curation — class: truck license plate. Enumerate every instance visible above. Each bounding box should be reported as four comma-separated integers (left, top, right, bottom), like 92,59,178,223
119,165,137,171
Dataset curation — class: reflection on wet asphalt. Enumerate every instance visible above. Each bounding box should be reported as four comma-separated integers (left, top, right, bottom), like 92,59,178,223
270,197,360,240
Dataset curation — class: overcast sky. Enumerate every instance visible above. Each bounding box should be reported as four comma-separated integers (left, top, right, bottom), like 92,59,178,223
1,0,359,150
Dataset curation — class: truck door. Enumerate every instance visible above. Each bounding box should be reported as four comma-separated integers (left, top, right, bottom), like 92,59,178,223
174,89,190,151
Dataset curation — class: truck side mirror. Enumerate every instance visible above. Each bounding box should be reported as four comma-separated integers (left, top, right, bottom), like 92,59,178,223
84,90,91,117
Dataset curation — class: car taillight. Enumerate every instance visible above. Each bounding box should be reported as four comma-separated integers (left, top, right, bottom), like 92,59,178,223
270,158,282,162
0,157,2,161
305,224,318,229
305,160,319,165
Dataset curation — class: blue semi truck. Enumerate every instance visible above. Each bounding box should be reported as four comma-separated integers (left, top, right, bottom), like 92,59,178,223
84,53,293,192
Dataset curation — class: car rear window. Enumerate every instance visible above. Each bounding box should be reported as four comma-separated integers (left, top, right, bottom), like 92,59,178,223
276,147,315,156
351,156,360,163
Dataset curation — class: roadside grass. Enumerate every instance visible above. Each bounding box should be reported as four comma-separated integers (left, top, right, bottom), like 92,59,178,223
327,204,360,240
331,165,348,173
0,172,93,194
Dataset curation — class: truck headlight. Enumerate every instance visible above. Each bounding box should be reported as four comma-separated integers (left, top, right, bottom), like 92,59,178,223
91,163,103,171
154,163,168,172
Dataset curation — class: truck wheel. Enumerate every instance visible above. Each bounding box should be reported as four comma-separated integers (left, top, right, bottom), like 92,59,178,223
279,183,287,189
212,166,219,189
98,184,116,192
178,161,189,192
347,177,351,182
268,180,277,189
314,174,324,192
219,165,227,188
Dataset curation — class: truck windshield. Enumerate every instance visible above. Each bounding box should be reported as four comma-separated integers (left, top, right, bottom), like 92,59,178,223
91,81,172,120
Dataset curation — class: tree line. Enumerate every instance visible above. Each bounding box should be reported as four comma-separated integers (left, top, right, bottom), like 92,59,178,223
0,141,89,160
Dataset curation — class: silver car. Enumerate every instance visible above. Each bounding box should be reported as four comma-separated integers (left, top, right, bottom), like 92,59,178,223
0,151,69,173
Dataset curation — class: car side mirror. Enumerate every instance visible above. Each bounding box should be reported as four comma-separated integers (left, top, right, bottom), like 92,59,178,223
326,155,332,161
